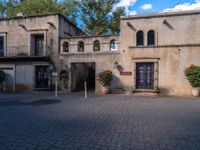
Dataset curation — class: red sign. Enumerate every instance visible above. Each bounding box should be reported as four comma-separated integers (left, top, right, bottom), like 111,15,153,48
120,71,132,76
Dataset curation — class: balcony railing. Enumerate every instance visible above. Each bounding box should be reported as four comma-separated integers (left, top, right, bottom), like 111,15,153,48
0,46,49,57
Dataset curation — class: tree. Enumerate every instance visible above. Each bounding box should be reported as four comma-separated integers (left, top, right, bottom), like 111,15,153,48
79,0,125,35
0,0,78,23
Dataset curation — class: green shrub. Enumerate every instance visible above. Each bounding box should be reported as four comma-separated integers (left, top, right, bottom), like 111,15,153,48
97,70,112,86
184,65,200,87
0,70,5,83
59,70,69,82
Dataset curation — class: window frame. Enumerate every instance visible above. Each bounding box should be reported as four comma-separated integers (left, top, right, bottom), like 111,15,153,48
77,41,84,52
110,39,118,51
136,30,144,46
62,41,69,53
147,30,155,46
93,40,100,52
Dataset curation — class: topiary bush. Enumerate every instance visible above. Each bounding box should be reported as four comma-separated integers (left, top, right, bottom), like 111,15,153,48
0,70,5,83
184,65,200,87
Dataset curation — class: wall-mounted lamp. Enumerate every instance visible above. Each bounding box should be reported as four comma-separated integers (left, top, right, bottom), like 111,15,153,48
113,61,119,69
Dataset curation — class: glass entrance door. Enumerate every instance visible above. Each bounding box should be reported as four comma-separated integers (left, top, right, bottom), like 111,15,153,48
136,63,154,89
35,66,49,89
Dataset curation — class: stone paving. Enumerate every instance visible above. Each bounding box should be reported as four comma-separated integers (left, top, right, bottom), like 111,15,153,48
0,92,200,150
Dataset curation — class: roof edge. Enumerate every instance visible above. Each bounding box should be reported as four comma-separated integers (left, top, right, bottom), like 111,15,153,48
121,10,200,20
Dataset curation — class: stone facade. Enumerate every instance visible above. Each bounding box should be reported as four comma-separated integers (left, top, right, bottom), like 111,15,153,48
1,11,200,96
60,10,200,96
0,13,82,91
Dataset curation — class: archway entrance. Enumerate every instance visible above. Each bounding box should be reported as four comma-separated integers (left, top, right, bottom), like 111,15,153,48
71,62,95,92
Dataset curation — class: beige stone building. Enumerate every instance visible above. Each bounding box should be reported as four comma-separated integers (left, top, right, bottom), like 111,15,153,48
1,10,200,96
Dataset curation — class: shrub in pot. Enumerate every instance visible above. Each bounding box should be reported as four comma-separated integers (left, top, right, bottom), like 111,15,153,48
97,70,112,94
0,70,5,91
59,70,69,91
184,65,200,96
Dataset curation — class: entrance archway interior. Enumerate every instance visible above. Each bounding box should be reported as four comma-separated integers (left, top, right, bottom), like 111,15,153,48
71,62,95,92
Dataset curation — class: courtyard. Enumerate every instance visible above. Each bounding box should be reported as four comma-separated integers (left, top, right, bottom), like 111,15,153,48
0,92,200,150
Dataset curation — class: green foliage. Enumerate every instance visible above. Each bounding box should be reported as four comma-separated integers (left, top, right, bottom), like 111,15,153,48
97,70,112,86
59,70,69,82
0,70,5,83
184,65,200,87
79,0,125,35
0,0,78,23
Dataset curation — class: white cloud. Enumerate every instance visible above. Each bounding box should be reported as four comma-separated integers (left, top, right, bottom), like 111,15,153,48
114,0,137,8
114,0,137,16
163,0,200,12
141,4,153,10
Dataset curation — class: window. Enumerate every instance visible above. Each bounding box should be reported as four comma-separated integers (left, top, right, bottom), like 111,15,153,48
110,39,118,51
78,41,84,52
147,30,155,46
63,42,69,52
93,40,100,51
34,35,44,56
136,31,144,46
0,36,4,57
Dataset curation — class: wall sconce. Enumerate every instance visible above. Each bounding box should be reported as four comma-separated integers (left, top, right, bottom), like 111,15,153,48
113,61,119,69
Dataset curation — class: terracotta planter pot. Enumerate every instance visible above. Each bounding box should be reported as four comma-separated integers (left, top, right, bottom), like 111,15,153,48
192,88,200,97
101,86,110,94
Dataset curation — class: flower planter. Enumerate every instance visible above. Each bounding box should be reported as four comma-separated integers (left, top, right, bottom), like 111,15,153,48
192,88,199,97
101,86,110,94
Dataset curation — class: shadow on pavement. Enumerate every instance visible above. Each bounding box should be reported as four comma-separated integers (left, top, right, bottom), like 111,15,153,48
0,99,61,107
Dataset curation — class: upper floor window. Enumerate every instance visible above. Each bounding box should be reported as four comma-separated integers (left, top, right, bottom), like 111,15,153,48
78,41,84,52
136,31,144,46
110,39,118,51
93,40,100,51
147,30,155,46
63,42,69,52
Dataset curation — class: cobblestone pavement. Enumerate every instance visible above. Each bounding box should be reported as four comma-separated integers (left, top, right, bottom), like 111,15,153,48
0,93,200,150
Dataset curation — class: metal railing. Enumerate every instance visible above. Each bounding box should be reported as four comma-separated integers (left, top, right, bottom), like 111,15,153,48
0,46,50,57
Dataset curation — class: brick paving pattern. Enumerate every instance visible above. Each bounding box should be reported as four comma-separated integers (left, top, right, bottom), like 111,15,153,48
0,93,200,150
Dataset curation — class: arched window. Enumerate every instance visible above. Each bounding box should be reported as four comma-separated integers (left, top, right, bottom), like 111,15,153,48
147,30,155,46
78,41,84,52
136,31,144,46
63,42,69,52
93,40,100,51
110,39,118,51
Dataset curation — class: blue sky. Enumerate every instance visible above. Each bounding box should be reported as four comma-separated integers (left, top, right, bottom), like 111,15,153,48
115,0,200,15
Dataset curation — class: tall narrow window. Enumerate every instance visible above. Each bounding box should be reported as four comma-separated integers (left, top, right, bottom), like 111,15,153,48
0,36,4,57
63,42,69,52
78,41,84,52
136,31,144,46
147,30,155,46
93,40,100,51
110,39,118,51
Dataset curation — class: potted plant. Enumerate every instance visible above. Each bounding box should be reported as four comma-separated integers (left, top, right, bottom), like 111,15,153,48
97,70,112,94
59,70,69,91
184,65,200,96
0,70,5,91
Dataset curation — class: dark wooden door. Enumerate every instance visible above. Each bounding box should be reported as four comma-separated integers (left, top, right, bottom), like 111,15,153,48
0,36,4,56
35,66,49,89
136,63,154,89
35,35,44,56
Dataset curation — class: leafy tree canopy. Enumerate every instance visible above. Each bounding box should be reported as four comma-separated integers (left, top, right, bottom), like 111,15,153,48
78,0,125,35
0,0,78,22
0,0,125,35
